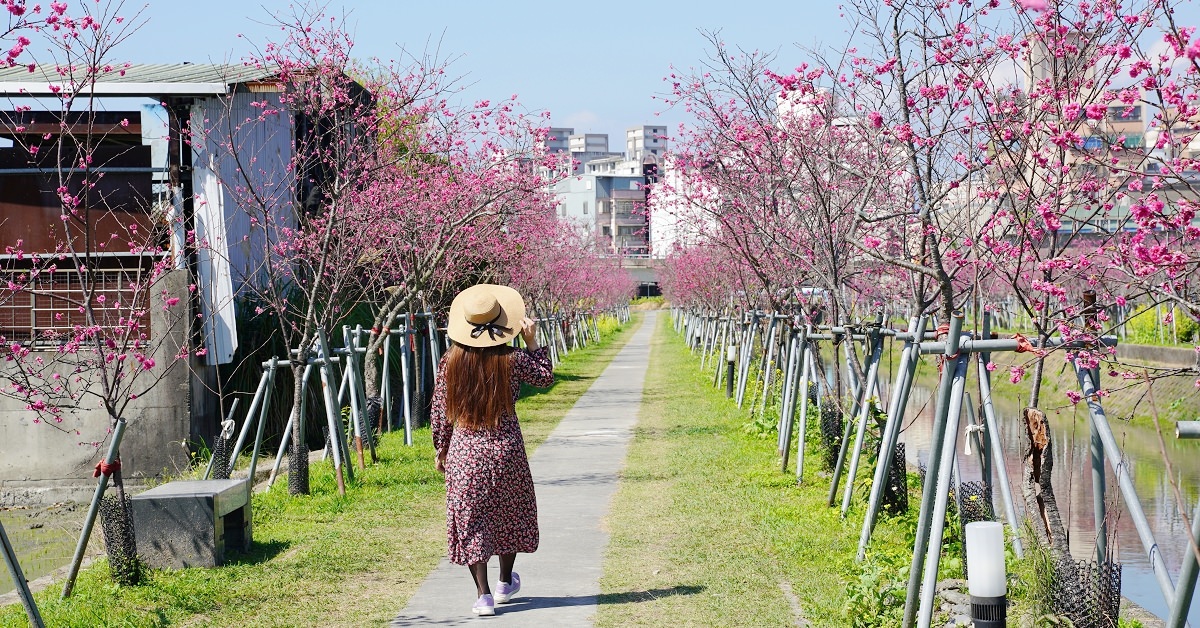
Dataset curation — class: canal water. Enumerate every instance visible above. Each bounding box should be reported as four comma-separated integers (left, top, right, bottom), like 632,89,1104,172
898,380,1200,624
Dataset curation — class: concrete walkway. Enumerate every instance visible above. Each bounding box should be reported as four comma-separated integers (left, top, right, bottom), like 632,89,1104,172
391,311,656,627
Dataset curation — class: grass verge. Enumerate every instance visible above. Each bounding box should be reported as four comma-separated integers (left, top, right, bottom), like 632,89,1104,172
598,313,918,628
0,315,640,628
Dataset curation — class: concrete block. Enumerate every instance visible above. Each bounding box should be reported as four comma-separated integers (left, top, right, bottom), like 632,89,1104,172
132,479,251,569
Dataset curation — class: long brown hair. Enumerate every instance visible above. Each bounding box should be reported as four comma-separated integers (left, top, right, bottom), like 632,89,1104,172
444,342,515,430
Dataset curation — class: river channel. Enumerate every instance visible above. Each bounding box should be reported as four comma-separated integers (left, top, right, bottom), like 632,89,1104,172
898,379,1200,624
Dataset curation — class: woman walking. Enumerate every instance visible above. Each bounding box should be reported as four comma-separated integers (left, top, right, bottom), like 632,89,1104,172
431,283,554,616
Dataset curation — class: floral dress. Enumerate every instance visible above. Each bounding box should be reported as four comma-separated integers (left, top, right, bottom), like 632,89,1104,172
431,346,554,565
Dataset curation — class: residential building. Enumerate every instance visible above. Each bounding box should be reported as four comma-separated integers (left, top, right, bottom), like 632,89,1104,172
649,154,715,258
569,133,610,153
626,125,668,160
547,124,667,255
552,171,648,255
544,127,574,153
540,128,623,175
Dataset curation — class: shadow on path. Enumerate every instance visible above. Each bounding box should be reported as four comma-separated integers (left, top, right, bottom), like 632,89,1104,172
389,586,705,625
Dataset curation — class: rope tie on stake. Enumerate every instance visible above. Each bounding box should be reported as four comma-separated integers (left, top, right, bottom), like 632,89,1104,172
935,323,952,372
1012,332,1046,356
93,458,121,478
963,423,985,456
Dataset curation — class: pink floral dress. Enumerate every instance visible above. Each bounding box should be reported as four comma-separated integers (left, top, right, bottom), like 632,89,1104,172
431,346,554,565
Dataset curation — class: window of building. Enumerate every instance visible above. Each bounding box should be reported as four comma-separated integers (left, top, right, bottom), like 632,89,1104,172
602,226,611,236
1108,105,1142,122
582,201,588,215
559,203,566,217
618,226,638,236
585,179,592,190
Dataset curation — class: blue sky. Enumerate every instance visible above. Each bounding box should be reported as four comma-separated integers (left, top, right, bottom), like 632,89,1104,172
113,0,855,144
48,0,1200,146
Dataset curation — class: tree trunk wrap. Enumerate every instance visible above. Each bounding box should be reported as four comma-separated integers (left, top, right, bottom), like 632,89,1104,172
288,370,310,495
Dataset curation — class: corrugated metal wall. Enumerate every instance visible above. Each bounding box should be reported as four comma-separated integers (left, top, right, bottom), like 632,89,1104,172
190,89,296,292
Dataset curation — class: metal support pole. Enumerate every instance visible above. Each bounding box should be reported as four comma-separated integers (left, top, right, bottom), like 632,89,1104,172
857,315,923,560
828,334,865,507
426,313,442,385
1,519,44,627
778,327,800,458
353,325,378,462
1076,364,1175,607
225,374,268,474
316,328,350,494
381,331,393,432
269,361,312,486
62,417,126,598
245,357,277,498
737,316,758,407
841,325,886,518
400,318,415,446
781,334,807,473
795,331,813,483
964,396,990,495
1167,498,1200,627
976,352,1023,558
714,317,729,387
342,327,366,469
902,312,965,628
917,352,971,628
758,317,781,419
1088,381,1108,563
700,316,713,371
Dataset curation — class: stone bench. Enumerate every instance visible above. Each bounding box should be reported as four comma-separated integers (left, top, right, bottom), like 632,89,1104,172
132,479,252,569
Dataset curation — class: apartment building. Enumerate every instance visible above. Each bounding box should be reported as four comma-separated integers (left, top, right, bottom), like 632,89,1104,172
546,125,667,255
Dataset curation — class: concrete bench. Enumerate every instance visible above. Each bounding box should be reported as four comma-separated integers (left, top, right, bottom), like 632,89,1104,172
132,479,252,569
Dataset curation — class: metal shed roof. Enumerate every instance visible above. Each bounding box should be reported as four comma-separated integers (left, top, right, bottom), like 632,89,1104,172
0,63,279,97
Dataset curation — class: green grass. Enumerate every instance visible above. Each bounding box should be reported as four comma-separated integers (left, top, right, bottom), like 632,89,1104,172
0,315,640,628
598,313,918,628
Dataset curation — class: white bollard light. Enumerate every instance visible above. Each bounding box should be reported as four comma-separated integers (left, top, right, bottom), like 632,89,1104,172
965,521,1007,627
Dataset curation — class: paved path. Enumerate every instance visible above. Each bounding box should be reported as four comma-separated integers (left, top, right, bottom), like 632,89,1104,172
392,311,656,627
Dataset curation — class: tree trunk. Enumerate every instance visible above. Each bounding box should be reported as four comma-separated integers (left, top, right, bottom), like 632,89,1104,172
1021,407,1070,558
363,341,381,400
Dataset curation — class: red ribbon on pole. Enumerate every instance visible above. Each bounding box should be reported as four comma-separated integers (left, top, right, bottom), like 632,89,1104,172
93,458,121,478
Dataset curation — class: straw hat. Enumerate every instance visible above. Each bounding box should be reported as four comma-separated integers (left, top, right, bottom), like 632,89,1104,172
447,284,526,348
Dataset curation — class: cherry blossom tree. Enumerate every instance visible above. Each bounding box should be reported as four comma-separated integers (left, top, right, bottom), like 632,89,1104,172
351,99,561,404
193,6,451,495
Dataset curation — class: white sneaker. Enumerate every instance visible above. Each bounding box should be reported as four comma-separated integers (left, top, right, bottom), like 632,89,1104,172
472,594,495,616
494,572,521,603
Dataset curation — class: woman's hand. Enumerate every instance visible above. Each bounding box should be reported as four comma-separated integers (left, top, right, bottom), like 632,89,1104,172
520,317,540,350
435,448,447,474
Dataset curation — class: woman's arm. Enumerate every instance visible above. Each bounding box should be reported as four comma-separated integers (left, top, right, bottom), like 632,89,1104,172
431,358,451,472
520,317,540,351
513,318,554,389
